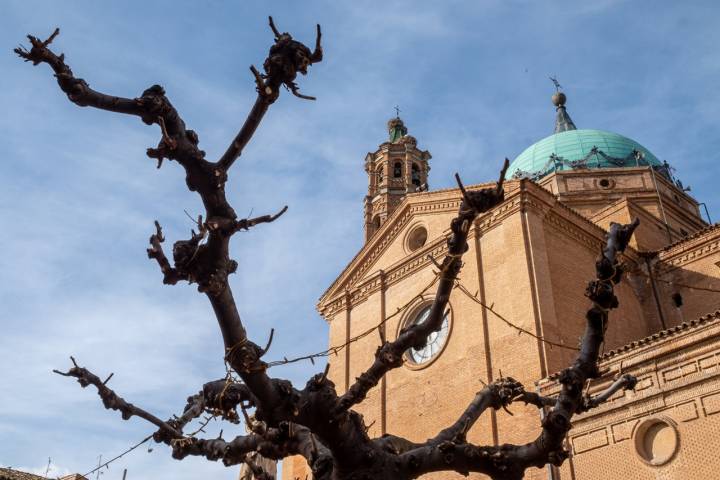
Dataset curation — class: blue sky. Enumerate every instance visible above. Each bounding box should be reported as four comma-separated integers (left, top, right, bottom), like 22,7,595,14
1,1,718,478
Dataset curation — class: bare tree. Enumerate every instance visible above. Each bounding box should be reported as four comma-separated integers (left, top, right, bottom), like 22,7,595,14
16,20,639,480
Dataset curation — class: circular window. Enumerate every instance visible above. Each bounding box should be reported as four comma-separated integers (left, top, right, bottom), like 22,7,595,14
406,226,428,252
404,305,450,366
598,178,613,189
634,418,679,466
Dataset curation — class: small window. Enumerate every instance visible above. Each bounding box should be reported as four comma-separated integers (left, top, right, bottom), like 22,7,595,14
406,226,428,252
393,162,402,178
411,163,421,187
599,178,611,188
372,215,381,230
634,418,678,466
376,166,384,185
671,293,683,308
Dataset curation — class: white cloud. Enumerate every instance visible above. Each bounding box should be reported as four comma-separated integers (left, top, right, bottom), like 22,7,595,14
2,1,719,479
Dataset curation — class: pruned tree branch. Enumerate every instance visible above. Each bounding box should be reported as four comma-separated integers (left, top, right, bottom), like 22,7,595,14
336,159,510,413
217,17,323,171
581,373,637,411
24,21,642,480
431,377,527,445
52,359,337,479
146,221,184,285
232,206,289,234
516,391,557,410
53,358,182,440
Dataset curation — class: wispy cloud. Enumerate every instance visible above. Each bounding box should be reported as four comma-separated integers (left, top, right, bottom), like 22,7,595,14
2,1,719,478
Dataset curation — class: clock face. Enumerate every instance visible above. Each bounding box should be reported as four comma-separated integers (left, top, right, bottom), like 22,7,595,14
405,306,450,365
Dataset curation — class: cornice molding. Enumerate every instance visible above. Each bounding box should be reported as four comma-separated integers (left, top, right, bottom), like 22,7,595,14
318,191,468,312
319,180,646,320
319,232,454,318
659,238,720,271
658,225,720,271
543,210,605,254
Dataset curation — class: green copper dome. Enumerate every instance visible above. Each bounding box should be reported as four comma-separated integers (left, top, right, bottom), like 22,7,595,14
507,129,662,180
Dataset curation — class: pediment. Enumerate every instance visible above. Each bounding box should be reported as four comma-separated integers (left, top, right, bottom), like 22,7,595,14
318,189,464,316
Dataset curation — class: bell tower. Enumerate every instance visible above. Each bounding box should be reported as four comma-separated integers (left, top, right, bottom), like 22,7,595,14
364,115,431,242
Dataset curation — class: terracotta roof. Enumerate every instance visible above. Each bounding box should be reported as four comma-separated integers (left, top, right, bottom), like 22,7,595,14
544,310,720,381
658,222,720,253
0,468,48,480
0,470,87,480
599,310,720,360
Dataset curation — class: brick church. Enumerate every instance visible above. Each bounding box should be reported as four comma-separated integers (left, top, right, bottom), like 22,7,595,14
281,89,720,479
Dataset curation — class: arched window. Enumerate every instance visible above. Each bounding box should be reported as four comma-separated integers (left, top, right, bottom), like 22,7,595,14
411,163,421,187
372,215,381,230
393,162,402,178
376,166,384,185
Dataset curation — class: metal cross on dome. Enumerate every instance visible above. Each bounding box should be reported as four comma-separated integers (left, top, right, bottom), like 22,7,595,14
549,76,562,92
394,105,401,118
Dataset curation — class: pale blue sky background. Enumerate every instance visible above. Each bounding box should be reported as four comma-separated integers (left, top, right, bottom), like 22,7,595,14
1,1,718,478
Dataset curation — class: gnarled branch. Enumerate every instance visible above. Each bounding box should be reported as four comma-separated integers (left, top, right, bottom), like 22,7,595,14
53,358,182,440
217,17,323,171
431,377,539,446
336,159,510,413
581,373,637,411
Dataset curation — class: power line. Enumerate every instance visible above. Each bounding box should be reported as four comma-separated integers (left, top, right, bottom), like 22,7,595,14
453,280,579,352
267,273,442,368
266,268,581,370
81,435,153,478
633,270,720,293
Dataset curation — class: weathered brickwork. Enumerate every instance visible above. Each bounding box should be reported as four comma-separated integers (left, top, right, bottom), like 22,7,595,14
539,312,720,480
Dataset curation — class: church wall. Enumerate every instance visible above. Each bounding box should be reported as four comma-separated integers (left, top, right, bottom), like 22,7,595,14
476,209,549,452
538,209,653,375
327,309,349,393
347,285,384,439
540,312,720,480
655,226,720,327
311,178,716,480
280,454,311,480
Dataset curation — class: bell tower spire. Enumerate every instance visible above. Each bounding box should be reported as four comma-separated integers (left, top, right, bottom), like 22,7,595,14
363,113,431,242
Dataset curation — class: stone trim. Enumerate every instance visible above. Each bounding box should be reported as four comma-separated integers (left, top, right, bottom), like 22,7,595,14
318,194,461,309
319,181,523,308
320,180,644,320
658,224,720,271
538,311,720,458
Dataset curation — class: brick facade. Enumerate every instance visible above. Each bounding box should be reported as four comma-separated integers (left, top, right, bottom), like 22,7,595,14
282,165,719,480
